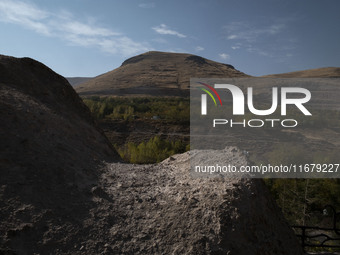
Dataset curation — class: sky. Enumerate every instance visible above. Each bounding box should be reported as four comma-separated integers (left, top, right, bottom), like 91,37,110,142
0,0,339,77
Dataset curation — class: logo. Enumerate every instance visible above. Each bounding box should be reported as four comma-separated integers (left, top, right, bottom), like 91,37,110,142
198,82,312,128
198,82,223,115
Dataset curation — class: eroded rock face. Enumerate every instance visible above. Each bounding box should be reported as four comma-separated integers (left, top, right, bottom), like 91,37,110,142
0,55,303,254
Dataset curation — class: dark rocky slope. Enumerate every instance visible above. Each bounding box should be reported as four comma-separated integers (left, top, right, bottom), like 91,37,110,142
0,55,119,254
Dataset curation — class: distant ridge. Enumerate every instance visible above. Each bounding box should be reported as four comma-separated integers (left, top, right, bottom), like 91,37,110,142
262,67,340,78
76,51,248,97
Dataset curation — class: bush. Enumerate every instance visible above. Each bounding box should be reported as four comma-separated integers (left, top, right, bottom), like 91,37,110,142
115,136,188,164
82,96,189,122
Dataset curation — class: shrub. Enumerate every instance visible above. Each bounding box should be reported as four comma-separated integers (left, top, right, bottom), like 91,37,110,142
115,136,188,164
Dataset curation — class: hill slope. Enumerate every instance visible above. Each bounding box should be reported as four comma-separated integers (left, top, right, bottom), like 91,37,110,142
76,51,248,97
263,67,340,78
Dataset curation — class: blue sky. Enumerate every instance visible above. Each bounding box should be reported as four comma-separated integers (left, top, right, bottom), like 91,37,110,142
0,0,339,77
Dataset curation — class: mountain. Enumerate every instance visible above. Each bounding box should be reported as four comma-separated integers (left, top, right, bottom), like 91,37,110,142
66,77,93,87
263,67,340,78
76,51,248,97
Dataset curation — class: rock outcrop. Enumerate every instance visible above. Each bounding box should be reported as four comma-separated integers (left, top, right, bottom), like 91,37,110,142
0,55,303,254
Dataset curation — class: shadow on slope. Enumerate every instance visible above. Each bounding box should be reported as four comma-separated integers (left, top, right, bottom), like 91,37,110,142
0,55,119,254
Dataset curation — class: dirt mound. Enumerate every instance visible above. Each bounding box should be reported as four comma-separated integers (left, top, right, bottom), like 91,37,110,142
0,55,119,167
0,55,119,254
76,51,248,97
88,149,303,255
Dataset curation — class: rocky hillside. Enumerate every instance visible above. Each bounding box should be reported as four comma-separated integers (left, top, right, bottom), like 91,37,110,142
0,55,303,254
263,67,340,78
76,51,248,97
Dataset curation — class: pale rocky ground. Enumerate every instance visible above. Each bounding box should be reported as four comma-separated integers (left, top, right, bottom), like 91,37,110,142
93,150,304,255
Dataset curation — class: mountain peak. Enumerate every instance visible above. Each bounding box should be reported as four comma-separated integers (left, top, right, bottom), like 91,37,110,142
122,51,235,69
77,51,247,97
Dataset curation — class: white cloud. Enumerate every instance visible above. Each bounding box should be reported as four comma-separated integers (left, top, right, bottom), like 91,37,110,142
223,19,297,60
224,21,286,43
0,0,50,35
228,35,238,40
195,46,204,51
0,0,152,56
152,24,186,38
59,21,121,37
219,53,230,60
138,3,155,8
